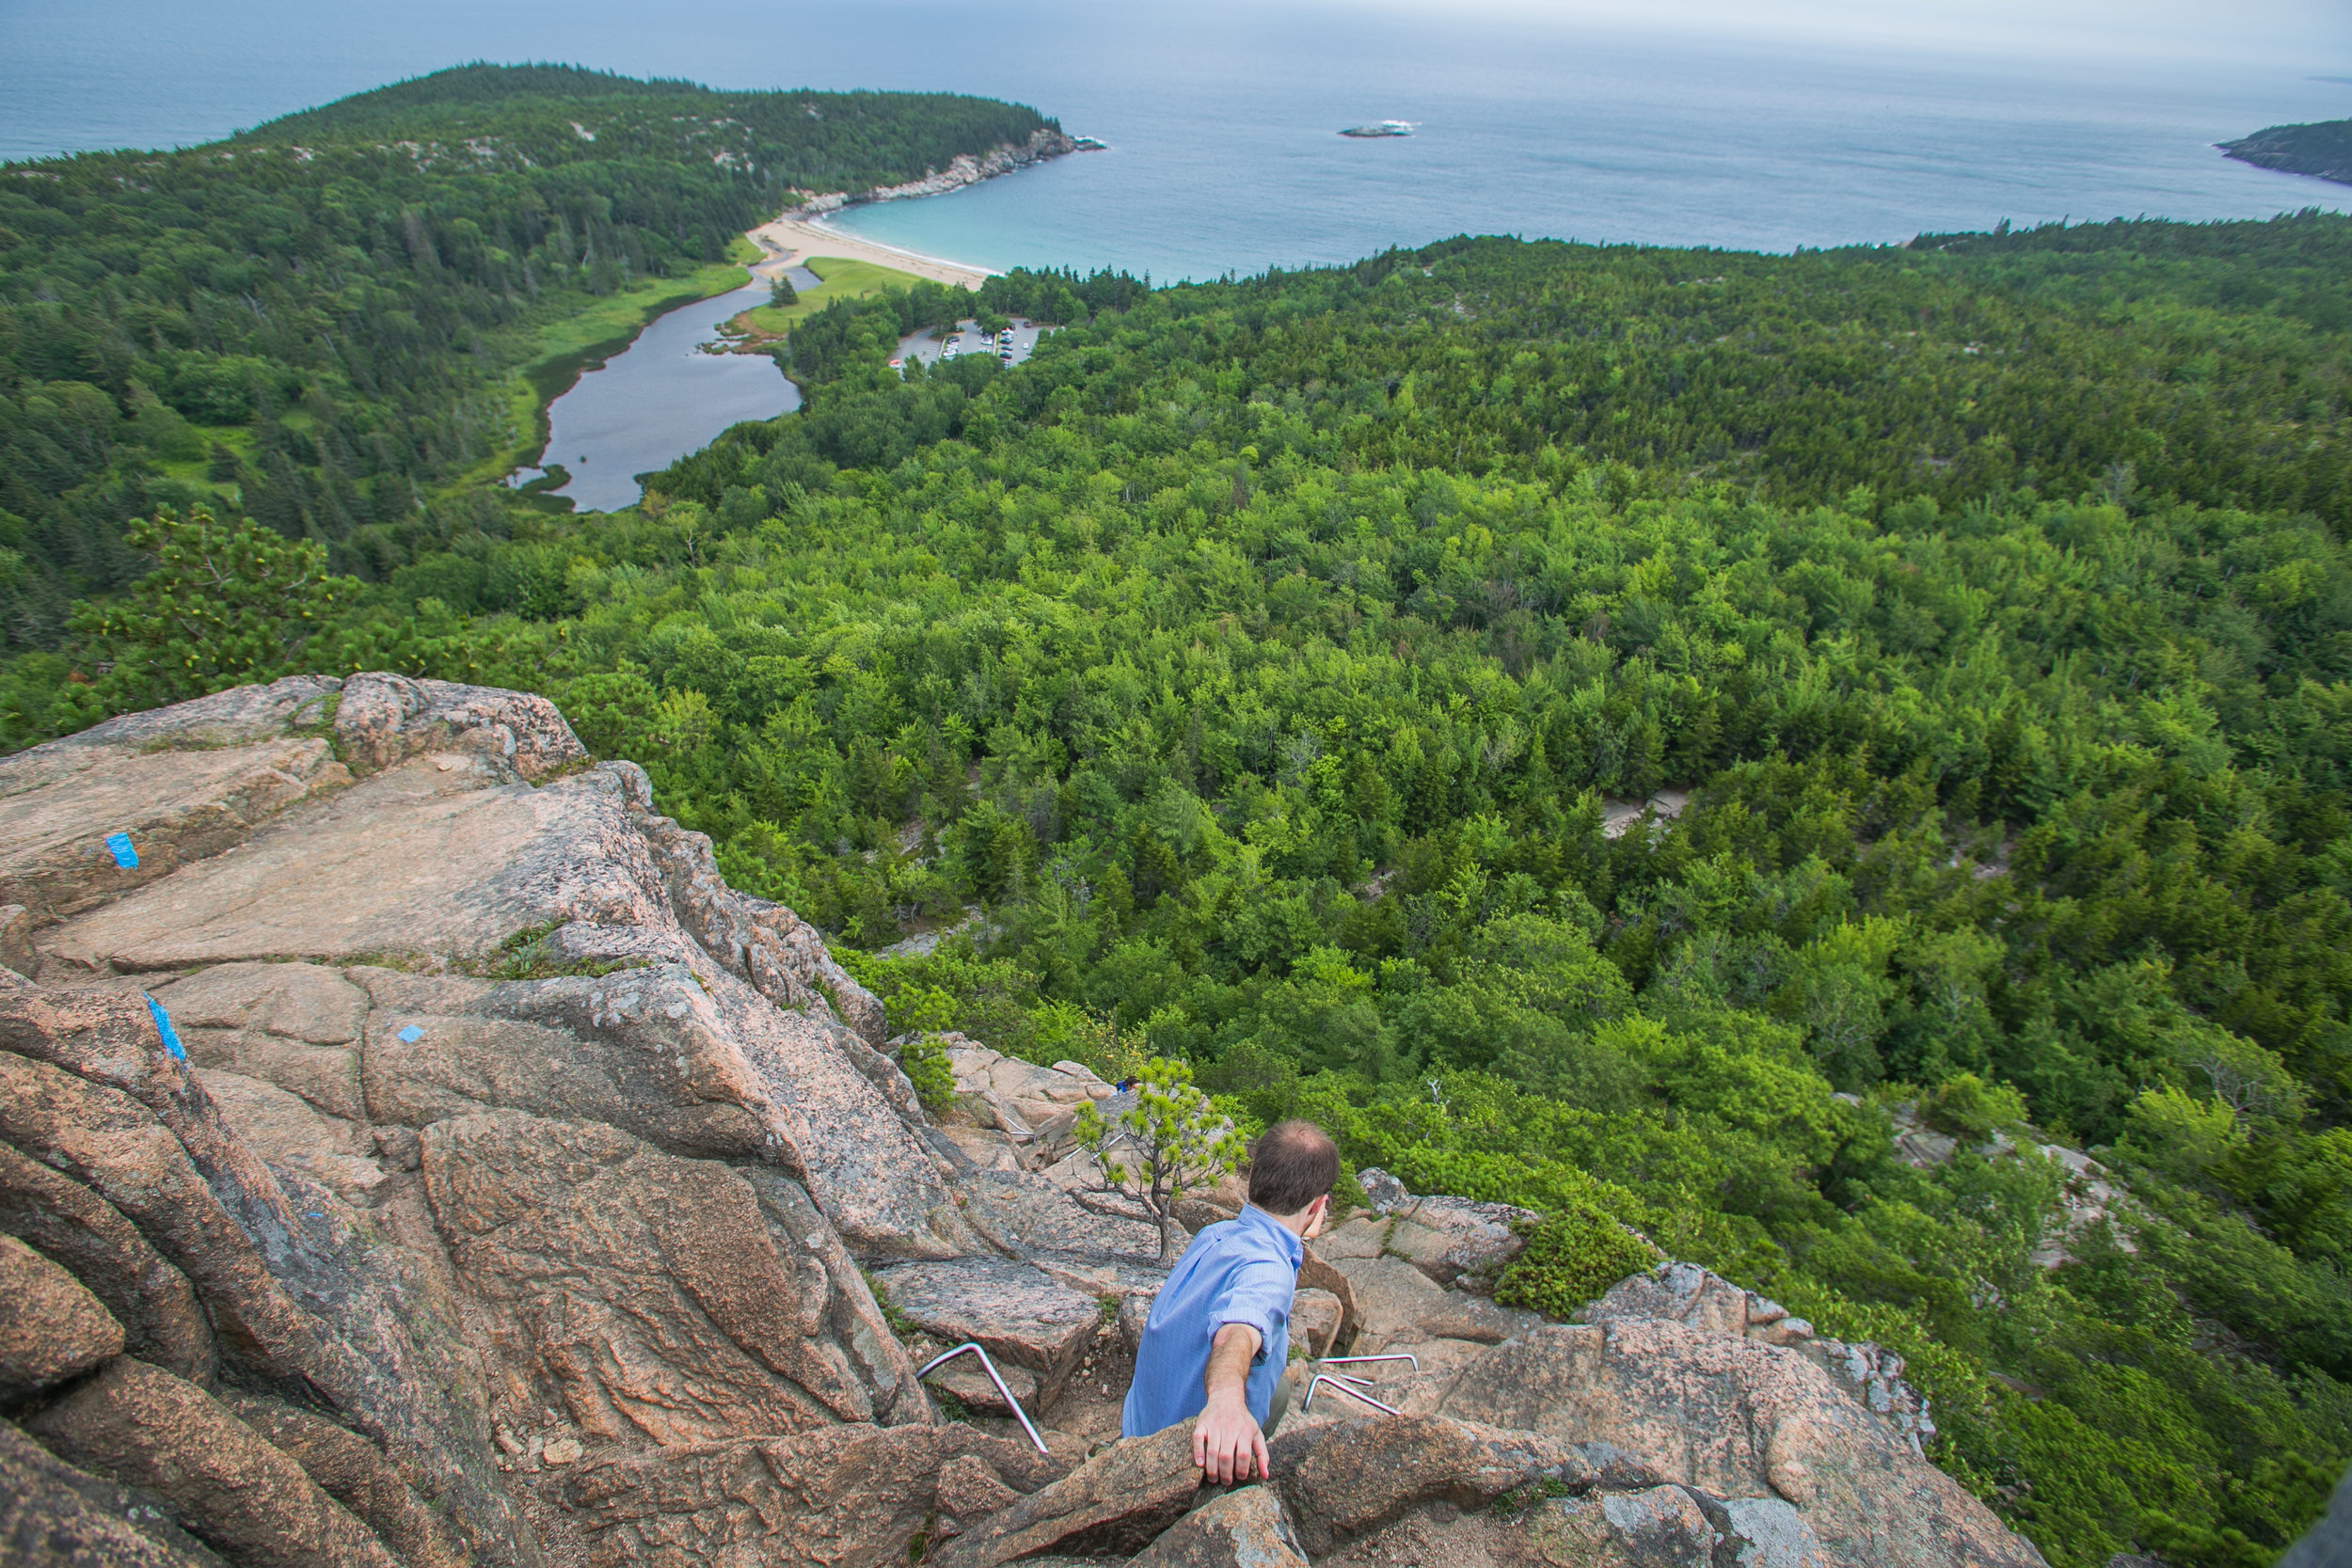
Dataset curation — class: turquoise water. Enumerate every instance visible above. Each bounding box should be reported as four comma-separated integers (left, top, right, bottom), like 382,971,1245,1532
4,1,2349,279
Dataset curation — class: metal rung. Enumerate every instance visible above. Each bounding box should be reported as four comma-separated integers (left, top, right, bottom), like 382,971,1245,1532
915,1341,1051,1455
1295,1351,1418,1418
1315,1353,1421,1373
1301,1372,1403,1416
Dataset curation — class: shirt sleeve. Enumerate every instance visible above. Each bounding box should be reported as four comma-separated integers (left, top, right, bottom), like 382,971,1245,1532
1207,1259,1292,1365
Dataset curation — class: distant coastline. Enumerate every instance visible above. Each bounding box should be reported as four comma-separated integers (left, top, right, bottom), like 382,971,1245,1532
765,125,1092,286
2218,119,2352,186
785,126,1082,219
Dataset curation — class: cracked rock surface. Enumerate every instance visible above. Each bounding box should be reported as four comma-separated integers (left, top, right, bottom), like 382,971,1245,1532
0,676,2050,1568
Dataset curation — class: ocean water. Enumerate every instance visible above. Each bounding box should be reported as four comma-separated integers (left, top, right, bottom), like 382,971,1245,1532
825,14,2352,279
5,0,2350,281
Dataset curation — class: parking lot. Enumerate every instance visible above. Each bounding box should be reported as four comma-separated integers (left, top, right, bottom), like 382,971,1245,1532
895,317,1050,372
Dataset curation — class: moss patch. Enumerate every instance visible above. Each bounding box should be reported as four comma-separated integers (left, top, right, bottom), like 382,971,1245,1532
1492,1206,1662,1321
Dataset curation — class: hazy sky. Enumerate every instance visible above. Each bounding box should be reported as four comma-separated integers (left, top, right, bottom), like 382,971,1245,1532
1325,0,2351,68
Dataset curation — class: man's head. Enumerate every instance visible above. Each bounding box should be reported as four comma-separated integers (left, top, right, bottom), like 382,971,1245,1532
1247,1118,1339,1222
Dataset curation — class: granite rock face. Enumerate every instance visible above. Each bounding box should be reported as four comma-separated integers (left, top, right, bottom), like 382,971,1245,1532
564,1422,1067,1568
421,1110,914,1442
0,676,989,1568
1526,1484,1721,1566
874,1255,1103,1404
1128,1485,1310,1568
1332,1253,1545,1353
0,1416,228,1567
1351,1166,1535,1291
0,677,2055,1568
1579,1263,1938,1458
0,1233,122,1401
791,127,1080,213
1270,1413,1597,1553
24,1355,405,1568
0,675,347,922
931,1423,1205,1567
1438,1311,2036,1567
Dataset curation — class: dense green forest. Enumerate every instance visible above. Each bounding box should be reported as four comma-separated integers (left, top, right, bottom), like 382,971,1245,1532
0,63,1055,645
7,87,2352,1567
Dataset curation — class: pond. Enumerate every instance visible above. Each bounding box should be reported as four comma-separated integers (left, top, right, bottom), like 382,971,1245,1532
522,278,800,513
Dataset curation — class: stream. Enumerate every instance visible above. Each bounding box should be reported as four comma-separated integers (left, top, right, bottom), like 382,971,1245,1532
520,278,800,513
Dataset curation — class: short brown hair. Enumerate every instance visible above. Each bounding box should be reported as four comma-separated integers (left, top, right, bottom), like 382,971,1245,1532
1248,1119,1339,1215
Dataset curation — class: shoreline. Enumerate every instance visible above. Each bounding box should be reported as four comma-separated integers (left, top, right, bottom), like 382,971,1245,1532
745,125,1088,291
745,214,994,292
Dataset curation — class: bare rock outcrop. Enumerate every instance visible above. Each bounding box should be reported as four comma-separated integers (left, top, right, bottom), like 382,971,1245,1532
1129,1485,1309,1567
0,675,991,1567
564,1422,1068,1567
0,1233,122,1401
932,1423,1206,1567
0,675,346,922
422,1110,914,1442
1436,1320,2030,1565
789,128,1078,214
0,1415,228,1566
1260,1185,2040,1568
0,675,2053,1568
24,1355,404,1568
1351,1165,1536,1290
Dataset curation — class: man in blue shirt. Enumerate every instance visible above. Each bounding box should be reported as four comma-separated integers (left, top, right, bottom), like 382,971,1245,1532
1121,1119,1338,1484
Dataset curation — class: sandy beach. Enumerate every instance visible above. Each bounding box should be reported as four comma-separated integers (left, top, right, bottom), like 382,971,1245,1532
748,214,994,291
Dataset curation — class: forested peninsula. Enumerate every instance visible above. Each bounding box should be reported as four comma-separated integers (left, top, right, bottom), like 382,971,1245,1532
2221,119,2352,187
0,63,1057,643
8,63,2352,1568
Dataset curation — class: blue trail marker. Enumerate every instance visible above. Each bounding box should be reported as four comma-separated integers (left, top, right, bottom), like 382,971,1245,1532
103,832,137,868
142,992,185,1062
396,1025,423,1043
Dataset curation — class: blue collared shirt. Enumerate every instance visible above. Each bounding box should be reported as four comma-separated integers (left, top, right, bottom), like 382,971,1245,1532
1121,1205,1302,1439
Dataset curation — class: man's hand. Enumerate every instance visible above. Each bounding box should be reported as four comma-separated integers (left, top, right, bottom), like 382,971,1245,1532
1194,1323,1269,1483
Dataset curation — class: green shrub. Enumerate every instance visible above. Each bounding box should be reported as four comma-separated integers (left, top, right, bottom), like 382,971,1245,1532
1493,1206,1662,1320
1920,1073,2032,1142
899,1034,956,1114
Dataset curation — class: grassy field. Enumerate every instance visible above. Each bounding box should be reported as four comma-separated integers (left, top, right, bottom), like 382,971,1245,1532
736,256,928,337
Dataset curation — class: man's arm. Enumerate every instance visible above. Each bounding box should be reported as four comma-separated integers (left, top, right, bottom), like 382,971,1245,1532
1194,1323,1269,1484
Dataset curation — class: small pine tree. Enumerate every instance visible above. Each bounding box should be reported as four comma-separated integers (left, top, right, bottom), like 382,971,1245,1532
770,277,799,308
1072,1056,1246,1263
894,987,960,1114
899,1036,956,1114
69,505,355,710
